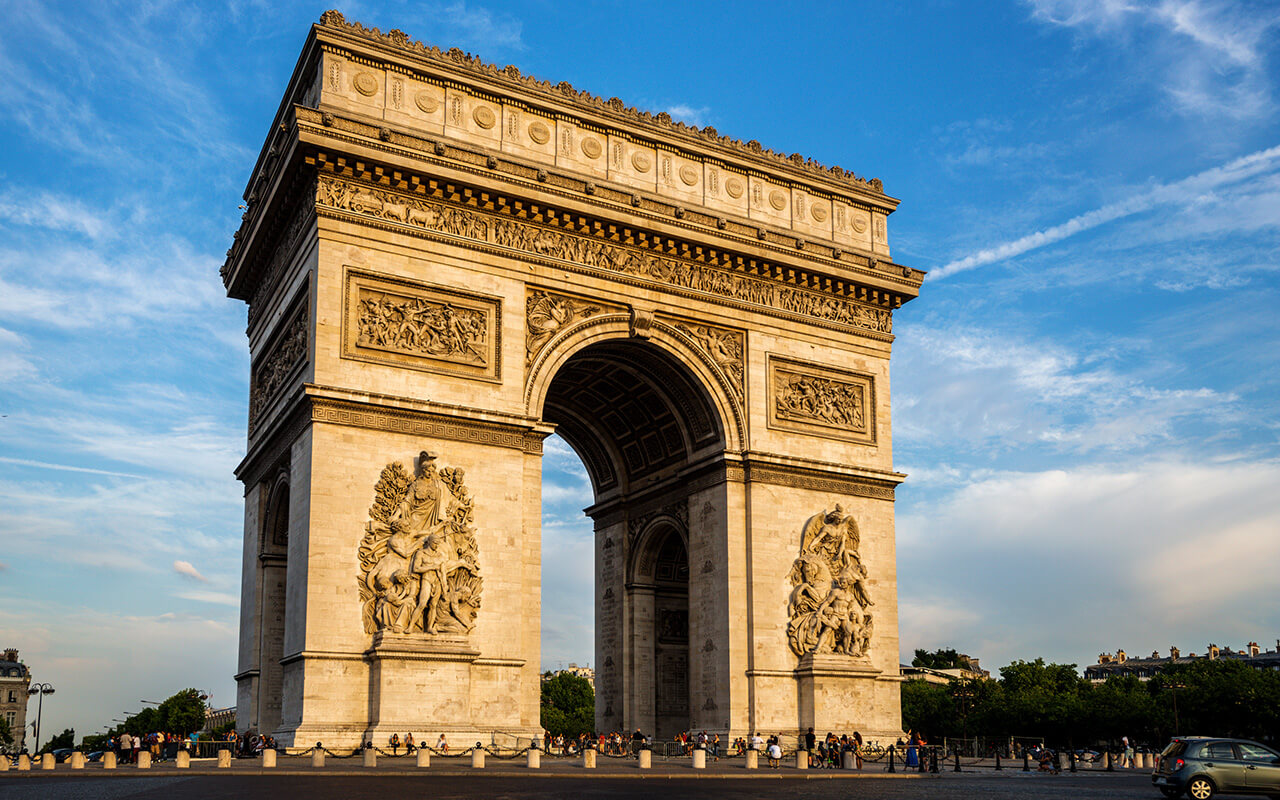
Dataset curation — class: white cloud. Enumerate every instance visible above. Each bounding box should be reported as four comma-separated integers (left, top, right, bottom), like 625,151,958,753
1027,0,1278,118
175,590,238,606
894,322,1235,455
436,2,524,51
932,143,1280,279
897,457,1280,666
664,104,712,128
173,560,209,582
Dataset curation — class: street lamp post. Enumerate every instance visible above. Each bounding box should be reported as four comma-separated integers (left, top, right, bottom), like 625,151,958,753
27,682,55,753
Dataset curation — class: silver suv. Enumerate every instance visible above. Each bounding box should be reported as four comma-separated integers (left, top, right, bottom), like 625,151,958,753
1152,737,1280,799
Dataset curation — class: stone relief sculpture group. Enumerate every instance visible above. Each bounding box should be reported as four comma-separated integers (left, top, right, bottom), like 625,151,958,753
356,290,488,364
787,506,874,658
358,452,483,635
775,372,866,430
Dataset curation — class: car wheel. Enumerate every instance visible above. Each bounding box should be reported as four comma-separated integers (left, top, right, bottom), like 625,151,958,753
1187,776,1215,800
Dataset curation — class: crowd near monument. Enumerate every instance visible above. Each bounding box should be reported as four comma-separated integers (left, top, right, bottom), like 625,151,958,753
223,11,922,748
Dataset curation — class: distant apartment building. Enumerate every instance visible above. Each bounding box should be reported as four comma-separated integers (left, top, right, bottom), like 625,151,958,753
0,648,30,752
1086,641,1280,681
543,663,595,690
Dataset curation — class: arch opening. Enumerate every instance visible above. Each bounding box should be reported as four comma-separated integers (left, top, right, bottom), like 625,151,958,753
538,337,724,739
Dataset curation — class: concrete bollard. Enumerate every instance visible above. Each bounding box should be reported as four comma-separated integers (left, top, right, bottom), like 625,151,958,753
583,748,597,769
138,751,152,769
796,749,809,770
418,748,431,768
41,753,56,770
0,753,7,771
176,750,190,768
262,749,277,768
638,749,652,769
17,754,30,770
692,748,705,769
843,750,855,769
472,747,485,769
363,748,376,768
311,747,324,768
525,748,539,768
71,752,86,770
103,752,117,770
745,749,758,769
218,749,232,768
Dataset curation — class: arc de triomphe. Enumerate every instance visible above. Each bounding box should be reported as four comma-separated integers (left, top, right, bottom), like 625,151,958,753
224,11,922,747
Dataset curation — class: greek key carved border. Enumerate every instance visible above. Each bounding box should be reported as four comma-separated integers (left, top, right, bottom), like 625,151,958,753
311,396,544,454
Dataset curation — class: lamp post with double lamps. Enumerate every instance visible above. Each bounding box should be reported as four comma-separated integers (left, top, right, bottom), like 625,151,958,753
27,682,55,753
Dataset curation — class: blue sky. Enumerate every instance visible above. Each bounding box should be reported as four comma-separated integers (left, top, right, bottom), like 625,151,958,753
1,0,1278,742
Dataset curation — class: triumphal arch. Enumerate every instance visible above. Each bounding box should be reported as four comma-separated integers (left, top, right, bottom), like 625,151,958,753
224,11,922,747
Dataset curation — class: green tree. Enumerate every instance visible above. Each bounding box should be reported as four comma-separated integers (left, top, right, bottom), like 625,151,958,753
912,648,963,670
0,715,11,747
124,707,160,737
901,678,956,740
540,673,594,738
158,688,207,735
41,728,75,753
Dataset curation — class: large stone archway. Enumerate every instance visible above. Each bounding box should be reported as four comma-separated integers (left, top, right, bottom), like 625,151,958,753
224,12,923,747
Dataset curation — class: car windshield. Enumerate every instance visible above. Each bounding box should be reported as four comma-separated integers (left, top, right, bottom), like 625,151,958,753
1238,743,1278,762
1160,741,1188,758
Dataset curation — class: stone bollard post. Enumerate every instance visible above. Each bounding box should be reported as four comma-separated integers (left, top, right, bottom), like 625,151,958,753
0,753,7,771
525,748,539,769
638,748,652,769
311,744,325,768
1106,750,1113,771
362,748,376,768
262,749,277,768
218,749,232,768
583,747,597,769
842,749,855,770
41,753,56,770
472,745,486,769
17,754,30,770
796,749,808,770
103,752,117,770
418,748,432,768
138,751,152,769
691,747,705,769
745,749,758,769
71,752,86,769
176,750,190,768
1141,752,1150,769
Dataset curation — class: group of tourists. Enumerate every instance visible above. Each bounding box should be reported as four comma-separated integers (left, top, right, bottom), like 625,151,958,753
384,733,449,755
108,731,194,762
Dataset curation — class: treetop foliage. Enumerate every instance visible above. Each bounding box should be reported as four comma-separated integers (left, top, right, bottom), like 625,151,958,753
902,656,1280,746
540,673,594,739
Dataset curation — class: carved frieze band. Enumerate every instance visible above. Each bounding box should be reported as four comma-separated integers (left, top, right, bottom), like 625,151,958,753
767,356,876,446
246,184,316,330
249,289,309,437
312,397,544,454
343,268,502,382
664,316,745,405
316,174,892,336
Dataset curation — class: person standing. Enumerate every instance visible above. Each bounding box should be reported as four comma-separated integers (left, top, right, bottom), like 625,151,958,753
767,739,782,769
1121,736,1132,768
118,732,132,764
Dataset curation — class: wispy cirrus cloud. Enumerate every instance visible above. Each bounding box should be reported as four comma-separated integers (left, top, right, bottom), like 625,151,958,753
932,143,1280,279
1027,0,1279,119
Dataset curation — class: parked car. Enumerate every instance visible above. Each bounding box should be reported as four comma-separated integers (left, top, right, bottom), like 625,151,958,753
86,751,105,762
49,748,74,763
1152,737,1280,799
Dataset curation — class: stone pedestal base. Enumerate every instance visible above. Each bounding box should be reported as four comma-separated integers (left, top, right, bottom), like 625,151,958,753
795,653,889,737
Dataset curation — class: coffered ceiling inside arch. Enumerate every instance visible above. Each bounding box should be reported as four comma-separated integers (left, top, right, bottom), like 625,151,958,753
542,340,722,497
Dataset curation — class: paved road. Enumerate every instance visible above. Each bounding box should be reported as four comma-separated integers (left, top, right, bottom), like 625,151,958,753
0,772,1163,800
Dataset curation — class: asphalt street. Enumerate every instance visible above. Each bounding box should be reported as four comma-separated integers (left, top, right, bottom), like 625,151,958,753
0,772,1163,800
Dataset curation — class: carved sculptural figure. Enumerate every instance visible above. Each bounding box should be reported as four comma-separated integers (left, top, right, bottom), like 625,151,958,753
357,453,483,635
787,506,873,658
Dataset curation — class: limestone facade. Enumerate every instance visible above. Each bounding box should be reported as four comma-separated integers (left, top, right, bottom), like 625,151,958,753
225,11,922,747
0,649,30,752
